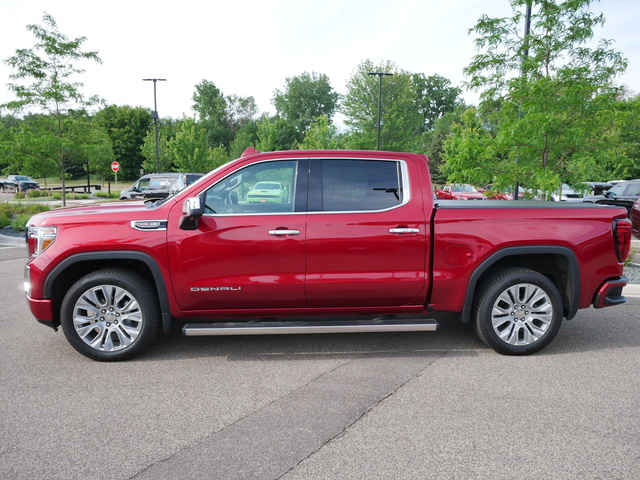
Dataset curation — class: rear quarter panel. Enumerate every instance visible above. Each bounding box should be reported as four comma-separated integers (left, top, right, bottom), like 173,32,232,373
429,201,627,313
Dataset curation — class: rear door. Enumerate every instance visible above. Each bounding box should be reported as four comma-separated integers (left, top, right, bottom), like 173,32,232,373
305,157,428,307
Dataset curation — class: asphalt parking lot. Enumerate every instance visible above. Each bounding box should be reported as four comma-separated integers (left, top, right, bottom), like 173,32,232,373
1,241,639,480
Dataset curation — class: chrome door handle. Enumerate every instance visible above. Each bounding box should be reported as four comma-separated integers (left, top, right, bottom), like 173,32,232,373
268,229,300,236
389,228,419,234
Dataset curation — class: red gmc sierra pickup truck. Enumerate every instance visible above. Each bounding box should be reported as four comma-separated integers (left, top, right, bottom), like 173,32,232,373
24,149,632,361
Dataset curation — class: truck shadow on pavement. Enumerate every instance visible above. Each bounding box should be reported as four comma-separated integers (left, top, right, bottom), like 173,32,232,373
144,314,483,362
140,302,640,362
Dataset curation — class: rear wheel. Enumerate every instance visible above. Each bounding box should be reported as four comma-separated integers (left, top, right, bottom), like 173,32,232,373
473,268,563,355
61,268,159,361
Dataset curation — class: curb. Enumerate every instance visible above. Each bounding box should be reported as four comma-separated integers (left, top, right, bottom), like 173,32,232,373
624,284,640,298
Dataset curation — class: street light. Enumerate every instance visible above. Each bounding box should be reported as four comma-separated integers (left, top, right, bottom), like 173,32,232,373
368,72,393,150
143,78,167,173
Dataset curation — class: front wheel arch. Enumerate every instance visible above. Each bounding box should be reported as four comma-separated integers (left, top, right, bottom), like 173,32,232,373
44,251,173,333
60,268,160,361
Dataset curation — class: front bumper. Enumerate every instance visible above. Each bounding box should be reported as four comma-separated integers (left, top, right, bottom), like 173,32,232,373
26,295,56,329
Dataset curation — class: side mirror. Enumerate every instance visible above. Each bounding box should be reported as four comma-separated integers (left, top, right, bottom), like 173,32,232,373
179,197,205,230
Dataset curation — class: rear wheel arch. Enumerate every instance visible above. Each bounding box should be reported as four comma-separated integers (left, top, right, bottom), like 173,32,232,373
44,251,172,333
472,267,564,355
460,246,580,324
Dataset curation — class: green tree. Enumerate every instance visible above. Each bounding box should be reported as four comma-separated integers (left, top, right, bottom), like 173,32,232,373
617,94,640,179
341,60,422,151
192,80,231,147
412,73,464,131
82,124,116,183
273,72,339,141
167,118,215,173
446,0,630,194
141,126,171,172
421,107,466,184
225,94,259,138
299,115,343,150
228,123,259,160
255,116,298,152
2,13,102,205
3,115,61,183
96,105,152,180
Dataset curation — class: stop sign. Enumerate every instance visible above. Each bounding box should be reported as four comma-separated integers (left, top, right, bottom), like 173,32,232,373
111,161,120,172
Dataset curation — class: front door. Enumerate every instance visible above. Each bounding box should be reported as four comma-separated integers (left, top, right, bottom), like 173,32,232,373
168,159,307,313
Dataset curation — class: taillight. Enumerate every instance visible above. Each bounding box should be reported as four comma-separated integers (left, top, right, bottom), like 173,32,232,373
614,218,631,263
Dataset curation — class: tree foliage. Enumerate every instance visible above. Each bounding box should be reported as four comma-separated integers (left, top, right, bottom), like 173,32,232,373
412,73,464,131
95,105,152,180
141,126,171,173
167,118,224,173
299,115,344,150
445,0,631,194
192,80,230,147
167,118,210,172
192,80,259,150
2,13,103,203
273,72,339,141
255,116,298,152
341,60,423,151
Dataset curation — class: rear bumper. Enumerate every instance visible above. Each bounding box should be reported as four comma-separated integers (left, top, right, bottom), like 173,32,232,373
593,276,628,308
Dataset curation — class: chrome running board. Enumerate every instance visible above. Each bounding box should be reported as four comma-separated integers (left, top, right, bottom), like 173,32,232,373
182,318,439,336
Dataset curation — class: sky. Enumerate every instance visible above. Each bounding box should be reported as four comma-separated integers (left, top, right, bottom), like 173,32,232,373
1,0,638,121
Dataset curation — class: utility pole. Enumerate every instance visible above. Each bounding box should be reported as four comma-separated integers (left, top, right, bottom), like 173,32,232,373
368,72,393,150
143,78,167,173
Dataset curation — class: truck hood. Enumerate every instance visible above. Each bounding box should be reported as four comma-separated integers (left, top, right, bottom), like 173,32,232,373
28,199,173,226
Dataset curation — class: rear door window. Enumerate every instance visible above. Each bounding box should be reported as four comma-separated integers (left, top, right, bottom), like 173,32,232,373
312,159,403,212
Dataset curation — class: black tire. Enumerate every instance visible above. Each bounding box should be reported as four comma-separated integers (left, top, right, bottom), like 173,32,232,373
60,268,160,361
472,267,563,355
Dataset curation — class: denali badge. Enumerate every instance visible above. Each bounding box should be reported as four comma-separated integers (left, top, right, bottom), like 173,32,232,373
191,287,242,292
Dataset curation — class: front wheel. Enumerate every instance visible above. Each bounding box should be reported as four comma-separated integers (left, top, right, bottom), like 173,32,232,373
472,268,563,355
61,268,160,361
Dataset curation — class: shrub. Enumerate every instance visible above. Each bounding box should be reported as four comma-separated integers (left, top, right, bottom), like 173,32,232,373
94,191,120,199
0,213,11,229
10,213,31,232
27,189,50,198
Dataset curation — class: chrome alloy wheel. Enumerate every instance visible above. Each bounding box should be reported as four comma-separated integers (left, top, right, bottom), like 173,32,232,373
490,283,554,346
72,284,144,352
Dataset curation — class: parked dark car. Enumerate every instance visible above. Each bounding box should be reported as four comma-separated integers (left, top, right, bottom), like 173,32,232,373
632,197,640,240
120,173,203,200
581,182,614,196
0,175,40,192
583,180,640,217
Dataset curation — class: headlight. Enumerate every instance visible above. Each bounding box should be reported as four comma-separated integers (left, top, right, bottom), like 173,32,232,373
27,226,57,258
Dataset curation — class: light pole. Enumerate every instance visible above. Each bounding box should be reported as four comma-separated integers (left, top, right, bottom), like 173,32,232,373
143,78,167,173
368,72,393,150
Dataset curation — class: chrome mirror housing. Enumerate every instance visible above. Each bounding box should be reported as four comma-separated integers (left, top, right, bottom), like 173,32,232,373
179,197,205,230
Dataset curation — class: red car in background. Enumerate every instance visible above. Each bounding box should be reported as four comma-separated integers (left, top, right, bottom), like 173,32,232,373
478,184,512,200
435,184,485,200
